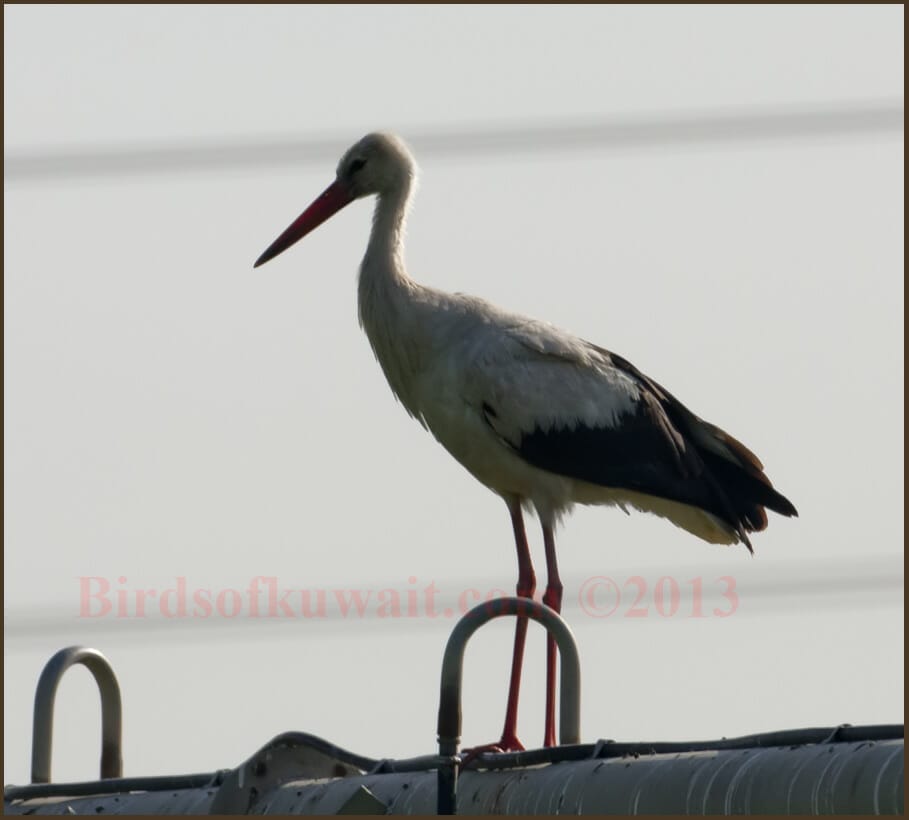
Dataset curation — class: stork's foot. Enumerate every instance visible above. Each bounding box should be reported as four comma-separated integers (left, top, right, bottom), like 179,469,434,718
460,735,526,768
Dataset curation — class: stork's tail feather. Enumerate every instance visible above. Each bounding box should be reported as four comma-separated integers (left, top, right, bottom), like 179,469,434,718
604,352,797,548
703,449,797,522
696,427,798,552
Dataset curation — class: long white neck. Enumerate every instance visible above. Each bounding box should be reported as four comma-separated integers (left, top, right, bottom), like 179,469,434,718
359,180,412,301
357,177,427,418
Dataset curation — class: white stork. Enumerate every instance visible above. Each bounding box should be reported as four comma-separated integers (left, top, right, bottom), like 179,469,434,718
254,132,797,751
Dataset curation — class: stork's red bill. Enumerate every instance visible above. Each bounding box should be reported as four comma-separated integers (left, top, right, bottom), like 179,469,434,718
255,132,797,752
255,181,354,268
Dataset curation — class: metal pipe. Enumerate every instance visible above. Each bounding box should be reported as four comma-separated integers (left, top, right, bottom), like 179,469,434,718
31,646,123,783
436,597,581,813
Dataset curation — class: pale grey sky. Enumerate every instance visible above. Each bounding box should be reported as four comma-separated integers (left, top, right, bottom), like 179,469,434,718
4,4,904,787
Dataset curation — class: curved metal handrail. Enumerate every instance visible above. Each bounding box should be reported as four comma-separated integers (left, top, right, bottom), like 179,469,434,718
31,646,123,783
436,597,581,814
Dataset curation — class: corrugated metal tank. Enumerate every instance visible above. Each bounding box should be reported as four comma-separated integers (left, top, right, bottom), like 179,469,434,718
5,733,903,815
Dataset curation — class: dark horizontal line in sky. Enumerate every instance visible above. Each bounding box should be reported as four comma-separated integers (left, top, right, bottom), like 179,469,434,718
4,99,903,183
5,558,902,643
4,591,901,645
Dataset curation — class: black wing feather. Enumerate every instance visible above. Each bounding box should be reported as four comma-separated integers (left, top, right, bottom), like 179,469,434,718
495,346,797,548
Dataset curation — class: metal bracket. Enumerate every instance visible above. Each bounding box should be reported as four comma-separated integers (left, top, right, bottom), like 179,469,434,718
435,597,582,814
30,646,123,784
208,731,365,814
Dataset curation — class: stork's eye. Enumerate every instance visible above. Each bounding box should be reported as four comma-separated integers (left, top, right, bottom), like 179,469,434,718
349,158,367,174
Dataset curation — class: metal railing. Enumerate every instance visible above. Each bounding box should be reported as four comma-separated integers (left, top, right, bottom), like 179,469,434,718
30,646,123,784
436,597,581,814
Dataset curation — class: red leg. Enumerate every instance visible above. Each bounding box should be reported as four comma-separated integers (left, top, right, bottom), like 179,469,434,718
498,500,536,751
541,523,563,747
